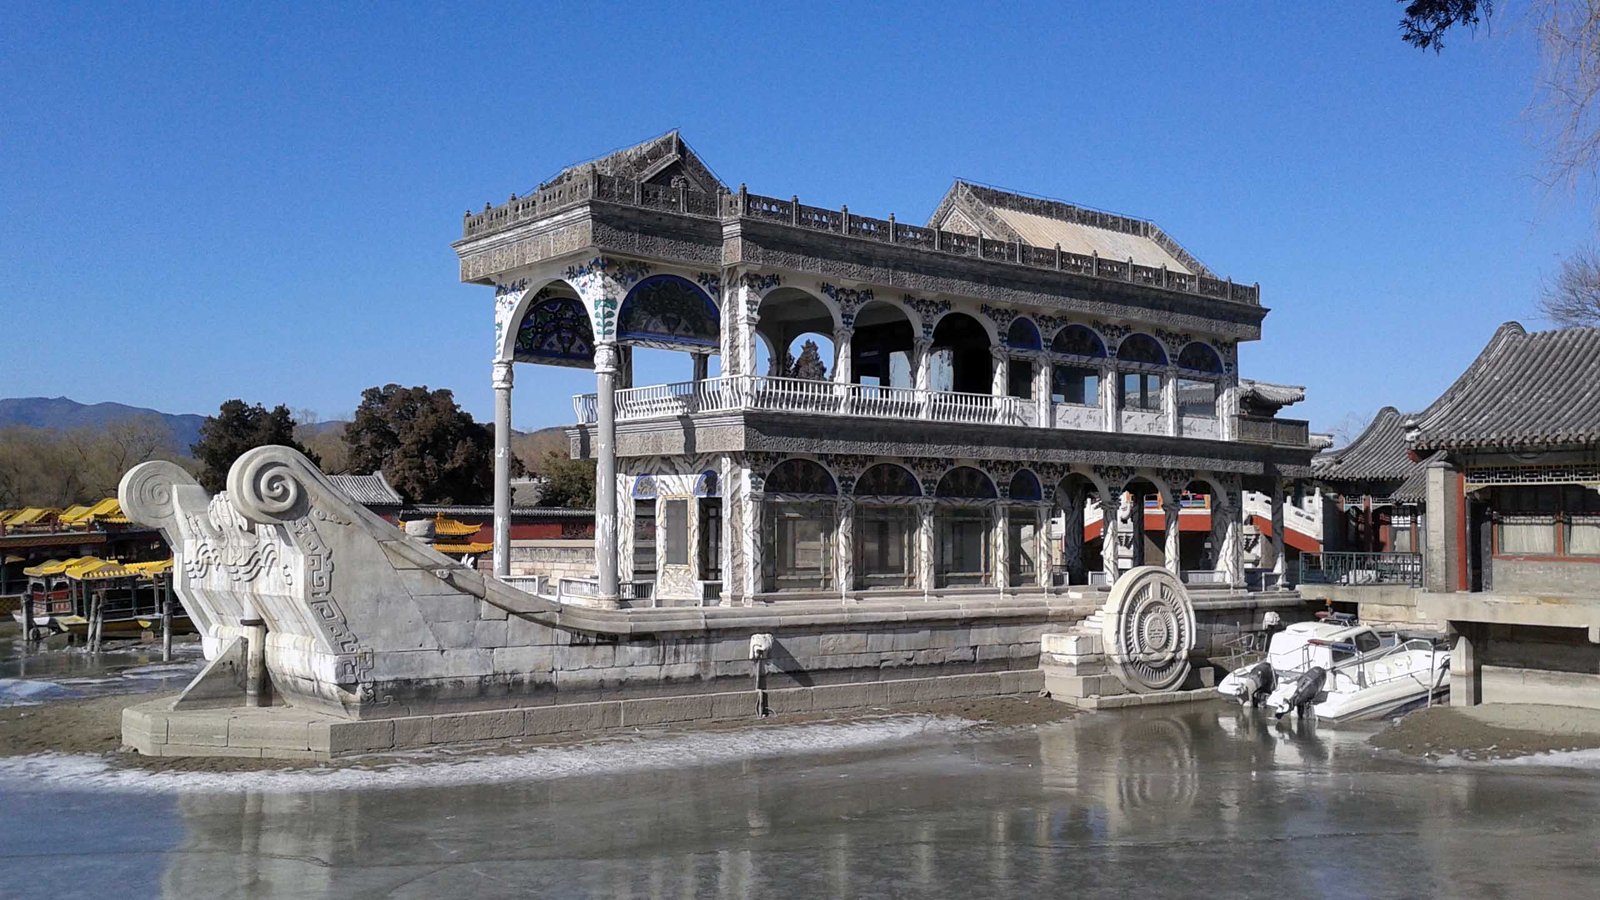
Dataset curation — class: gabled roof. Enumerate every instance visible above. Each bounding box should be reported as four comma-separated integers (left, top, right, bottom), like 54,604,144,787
926,181,1213,276
327,472,404,507
1314,406,1444,500
1409,322,1600,452
536,130,724,197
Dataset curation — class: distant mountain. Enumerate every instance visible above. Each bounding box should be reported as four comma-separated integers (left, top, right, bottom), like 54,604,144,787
0,396,207,454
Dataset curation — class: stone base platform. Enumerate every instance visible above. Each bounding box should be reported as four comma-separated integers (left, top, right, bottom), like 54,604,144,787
123,669,1045,761
1038,629,1219,711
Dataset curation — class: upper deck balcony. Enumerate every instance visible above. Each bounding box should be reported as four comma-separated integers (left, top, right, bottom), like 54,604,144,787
573,375,1310,448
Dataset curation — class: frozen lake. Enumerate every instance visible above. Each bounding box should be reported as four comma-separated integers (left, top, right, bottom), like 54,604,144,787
2,699,1599,898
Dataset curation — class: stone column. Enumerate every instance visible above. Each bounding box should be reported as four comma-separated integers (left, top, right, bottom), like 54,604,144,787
746,490,765,600
593,343,620,604
1163,369,1179,436
1126,491,1146,569
1163,498,1182,578
692,351,709,383
913,337,934,419
618,345,634,389
1269,479,1287,589
990,347,1008,397
916,498,936,592
1450,623,1481,707
1099,496,1120,584
1424,458,1459,594
1034,356,1052,427
1036,503,1051,587
992,504,1009,590
833,328,854,385
836,496,855,595
1212,490,1242,587
1061,487,1085,584
491,359,514,579
1102,364,1119,433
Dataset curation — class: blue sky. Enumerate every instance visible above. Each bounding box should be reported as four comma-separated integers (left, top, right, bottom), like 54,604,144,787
3,2,1590,434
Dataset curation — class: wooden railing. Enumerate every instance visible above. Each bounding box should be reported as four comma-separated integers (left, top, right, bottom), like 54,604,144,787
462,175,1260,306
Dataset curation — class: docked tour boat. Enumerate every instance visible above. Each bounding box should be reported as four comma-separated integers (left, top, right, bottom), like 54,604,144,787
11,556,187,641
1218,618,1448,723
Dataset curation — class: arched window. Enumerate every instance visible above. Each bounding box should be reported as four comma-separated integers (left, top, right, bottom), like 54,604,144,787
1176,342,1222,419
1117,334,1167,412
1177,341,1223,374
1008,470,1042,502
1051,325,1105,407
1005,317,1042,351
1117,333,1167,366
764,458,837,495
1051,324,1106,358
854,463,919,587
855,463,921,497
935,467,998,500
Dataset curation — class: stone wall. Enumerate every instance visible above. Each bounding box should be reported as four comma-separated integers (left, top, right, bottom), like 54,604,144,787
1490,558,1600,597
508,540,595,581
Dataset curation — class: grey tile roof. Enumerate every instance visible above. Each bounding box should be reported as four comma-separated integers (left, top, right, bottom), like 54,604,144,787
1313,407,1441,503
326,472,403,507
1410,322,1600,452
1237,379,1306,416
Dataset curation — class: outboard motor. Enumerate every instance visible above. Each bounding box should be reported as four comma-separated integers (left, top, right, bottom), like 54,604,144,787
1268,666,1327,720
1218,661,1276,707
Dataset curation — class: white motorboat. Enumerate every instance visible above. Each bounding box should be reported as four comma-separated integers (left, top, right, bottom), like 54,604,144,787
1218,618,1448,723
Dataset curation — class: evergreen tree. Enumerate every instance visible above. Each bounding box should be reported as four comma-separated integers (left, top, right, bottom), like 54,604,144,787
192,400,317,493
343,384,512,505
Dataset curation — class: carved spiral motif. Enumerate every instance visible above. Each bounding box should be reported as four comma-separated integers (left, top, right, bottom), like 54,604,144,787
228,448,314,524
1100,566,1196,693
117,460,191,525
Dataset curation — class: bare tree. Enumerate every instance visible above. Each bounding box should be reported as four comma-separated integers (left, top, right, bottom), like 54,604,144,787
1540,245,1600,325
1533,1,1600,189
1330,410,1376,449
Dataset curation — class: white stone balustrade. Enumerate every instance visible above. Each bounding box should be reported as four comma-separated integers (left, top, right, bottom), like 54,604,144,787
573,376,1307,446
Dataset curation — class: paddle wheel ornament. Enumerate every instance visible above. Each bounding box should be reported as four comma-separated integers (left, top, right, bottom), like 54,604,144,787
1100,565,1196,693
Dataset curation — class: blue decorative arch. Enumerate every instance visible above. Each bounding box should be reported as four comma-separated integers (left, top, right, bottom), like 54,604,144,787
617,275,721,349
936,466,997,500
1050,324,1106,358
631,475,658,499
1117,333,1168,366
694,470,720,497
855,463,921,497
765,458,838,495
1177,341,1224,374
1005,317,1043,351
1008,469,1042,502
514,294,596,367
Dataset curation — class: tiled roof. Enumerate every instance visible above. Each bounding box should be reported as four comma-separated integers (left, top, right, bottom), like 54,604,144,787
927,182,1213,277
327,472,404,507
1237,379,1306,416
535,130,725,196
1410,322,1600,452
1314,407,1443,502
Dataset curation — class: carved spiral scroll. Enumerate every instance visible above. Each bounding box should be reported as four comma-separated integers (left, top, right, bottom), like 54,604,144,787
1100,565,1196,694
227,446,315,524
118,460,196,527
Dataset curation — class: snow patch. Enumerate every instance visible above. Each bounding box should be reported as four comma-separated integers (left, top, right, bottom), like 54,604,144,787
0,679,78,707
0,715,970,795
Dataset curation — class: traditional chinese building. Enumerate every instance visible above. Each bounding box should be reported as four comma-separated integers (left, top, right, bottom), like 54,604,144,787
1407,323,1600,706
454,132,1316,608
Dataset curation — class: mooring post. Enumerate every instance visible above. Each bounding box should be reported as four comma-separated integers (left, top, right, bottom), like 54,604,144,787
242,614,268,707
89,589,103,652
20,583,33,648
160,576,173,662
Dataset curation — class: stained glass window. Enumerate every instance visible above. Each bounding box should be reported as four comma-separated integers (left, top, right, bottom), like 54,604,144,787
618,275,720,349
936,467,997,500
765,458,838,495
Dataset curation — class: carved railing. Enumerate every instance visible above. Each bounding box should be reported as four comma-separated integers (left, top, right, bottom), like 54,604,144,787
1299,551,1423,588
575,378,1308,447
1235,414,1310,447
462,176,1261,305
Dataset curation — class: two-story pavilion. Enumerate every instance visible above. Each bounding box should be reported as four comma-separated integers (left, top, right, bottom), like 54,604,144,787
454,132,1315,607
